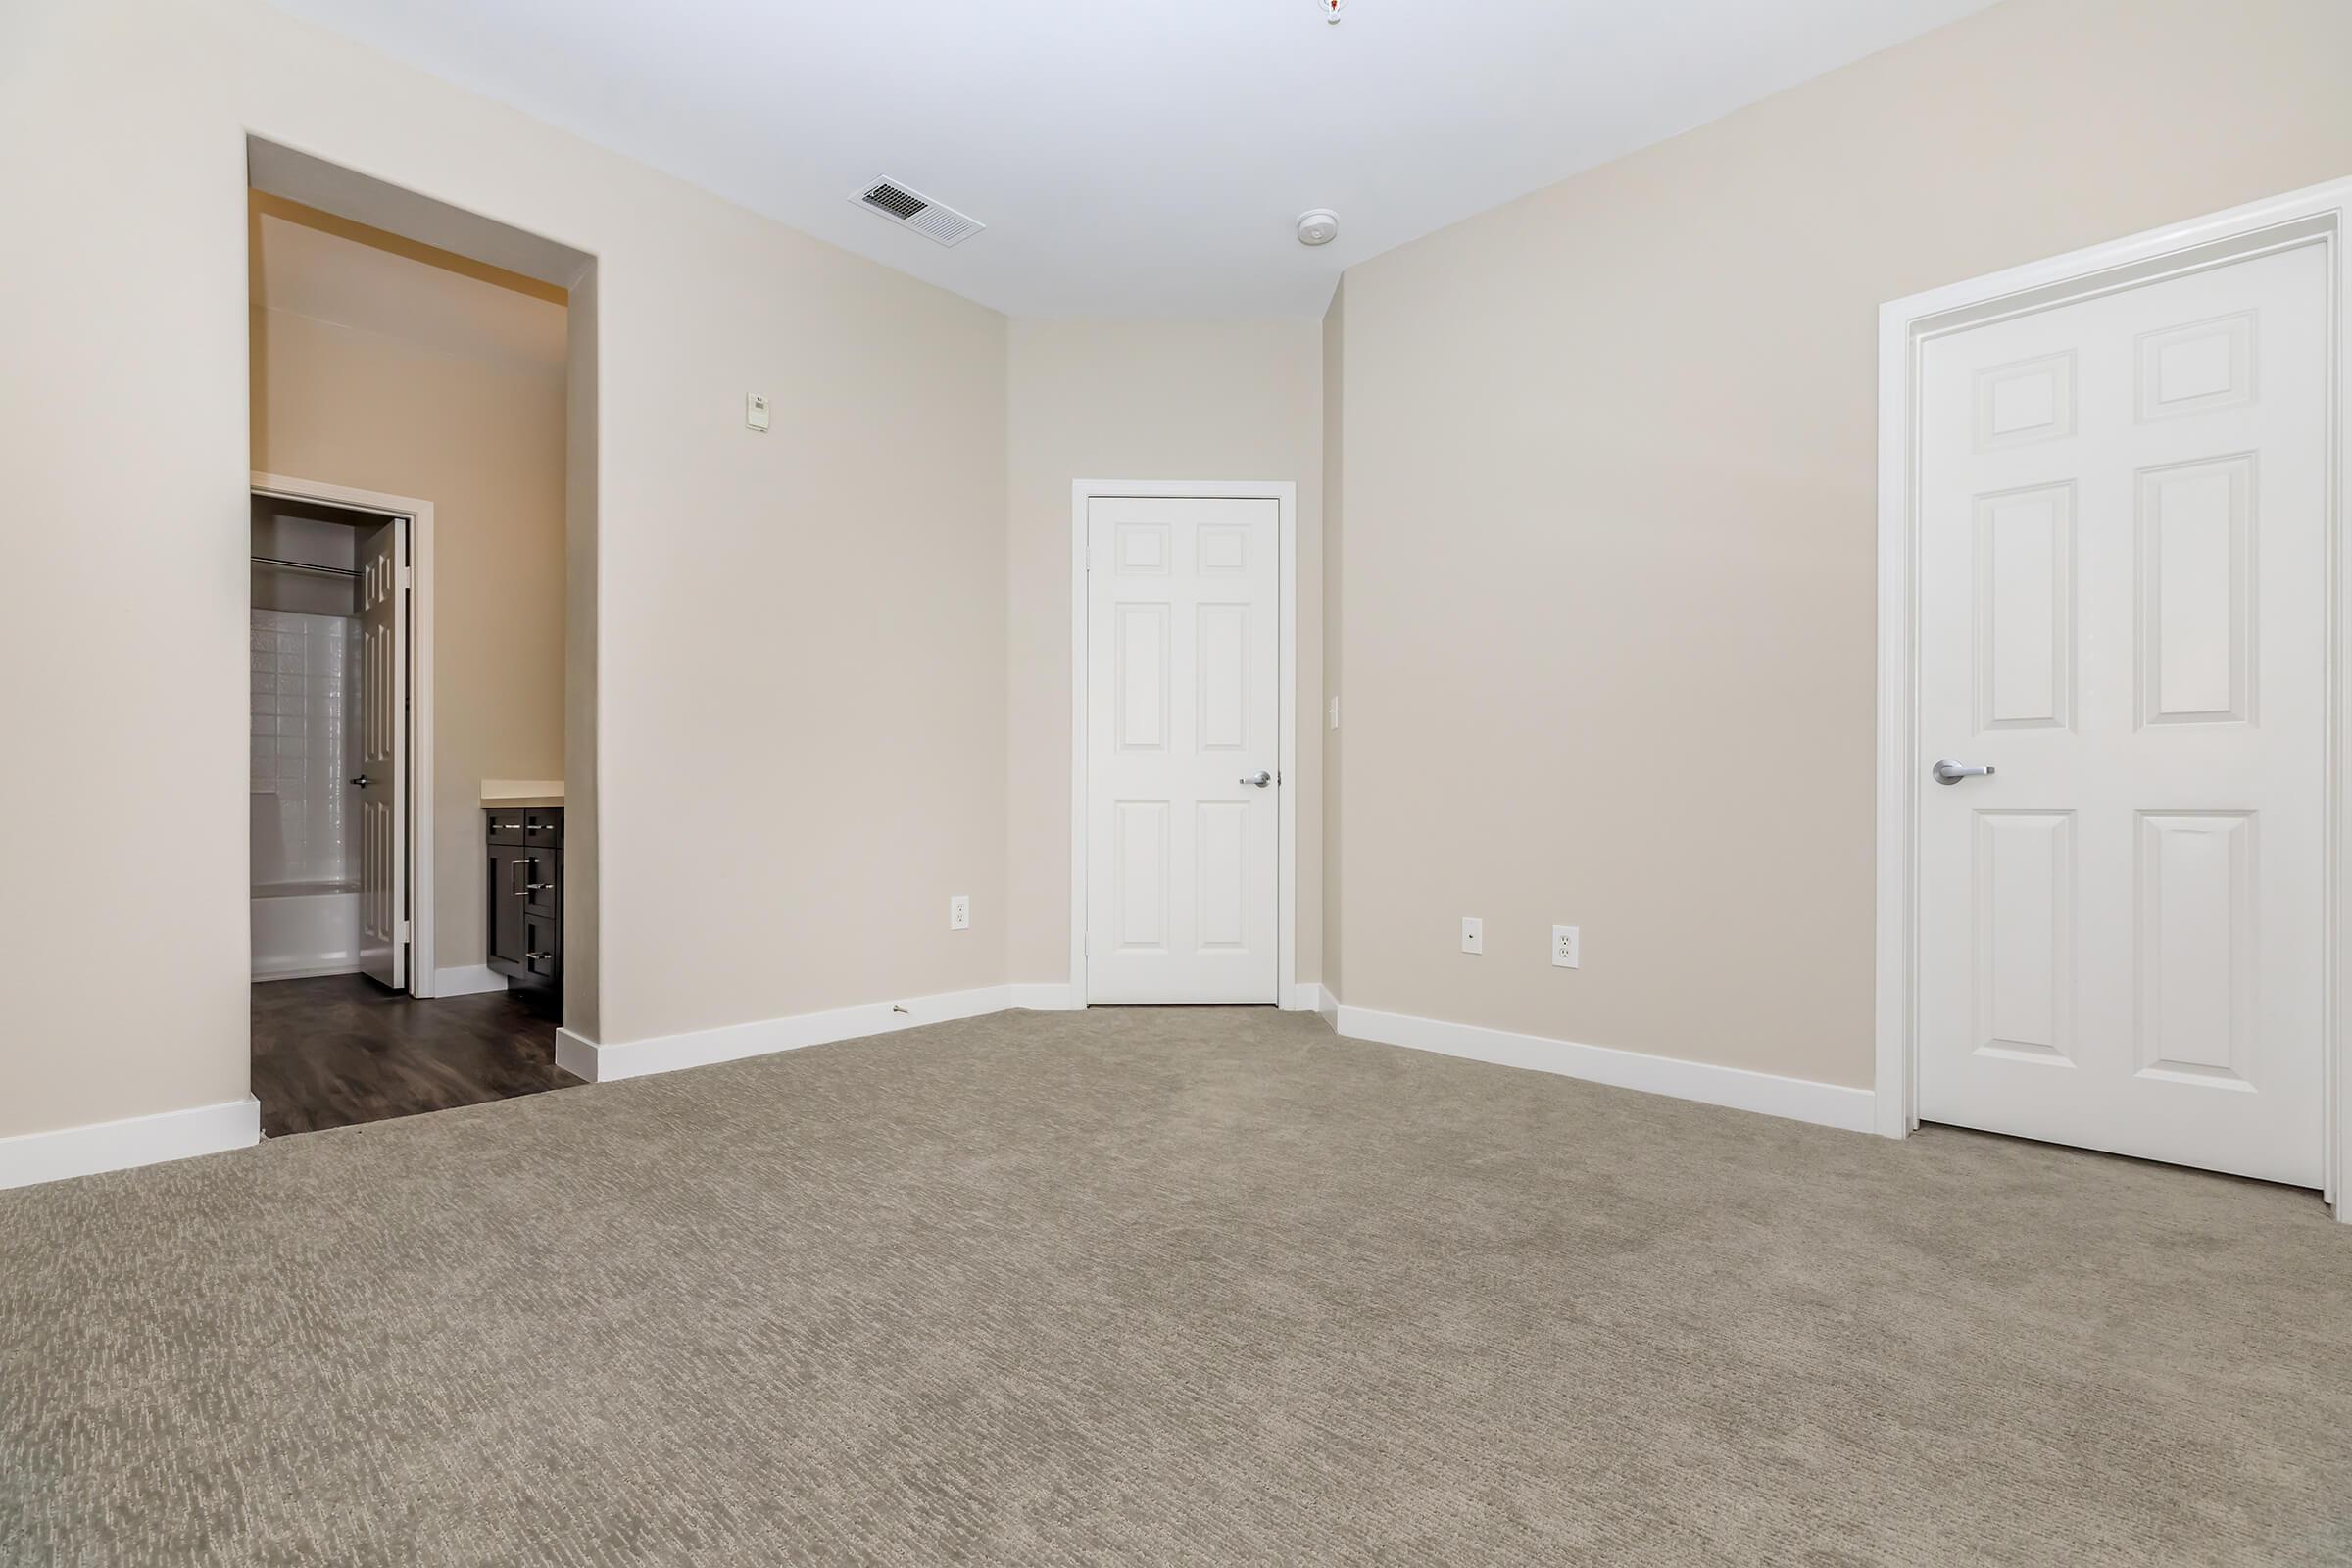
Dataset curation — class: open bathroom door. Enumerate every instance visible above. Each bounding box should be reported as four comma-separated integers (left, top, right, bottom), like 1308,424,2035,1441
356,517,408,990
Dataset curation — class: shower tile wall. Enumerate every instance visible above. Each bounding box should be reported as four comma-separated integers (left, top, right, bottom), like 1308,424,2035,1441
251,609,359,888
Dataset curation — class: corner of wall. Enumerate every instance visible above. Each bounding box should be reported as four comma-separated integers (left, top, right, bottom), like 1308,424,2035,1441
1320,280,1346,1004
562,260,601,1043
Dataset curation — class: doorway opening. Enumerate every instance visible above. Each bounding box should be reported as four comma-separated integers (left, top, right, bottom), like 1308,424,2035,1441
245,144,596,1138
248,484,422,991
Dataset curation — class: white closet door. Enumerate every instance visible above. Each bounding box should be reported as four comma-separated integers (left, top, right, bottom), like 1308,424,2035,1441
356,517,408,991
1915,243,2327,1186
1086,497,1280,1004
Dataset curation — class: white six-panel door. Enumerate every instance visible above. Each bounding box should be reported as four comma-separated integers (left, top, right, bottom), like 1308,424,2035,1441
356,517,408,991
1916,242,2327,1186
1086,496,1280,1004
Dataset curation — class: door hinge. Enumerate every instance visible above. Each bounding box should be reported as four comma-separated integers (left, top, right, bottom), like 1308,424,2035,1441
400,918,412,943
397,564,413,591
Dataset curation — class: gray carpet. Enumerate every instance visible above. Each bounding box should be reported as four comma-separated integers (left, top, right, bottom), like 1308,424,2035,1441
4,1008,2348,1566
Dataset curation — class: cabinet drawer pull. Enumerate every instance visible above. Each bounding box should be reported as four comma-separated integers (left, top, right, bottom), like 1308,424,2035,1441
525,952,552,961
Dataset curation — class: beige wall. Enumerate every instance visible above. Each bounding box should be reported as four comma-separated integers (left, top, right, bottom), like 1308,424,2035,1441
1320,284,1346,1004
0,0,1006,1136
1004,319,1324,987
12,0,2347,1146
1329,0,2352,1088
251,296,567,980
1,2,250,1136
563,265,603,1041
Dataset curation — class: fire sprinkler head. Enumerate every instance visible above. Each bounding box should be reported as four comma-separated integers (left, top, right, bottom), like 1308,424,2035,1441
1321,0,1347,21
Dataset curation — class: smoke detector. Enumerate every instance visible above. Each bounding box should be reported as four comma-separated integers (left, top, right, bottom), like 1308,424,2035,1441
850,177,986,247
1296,209,1340,247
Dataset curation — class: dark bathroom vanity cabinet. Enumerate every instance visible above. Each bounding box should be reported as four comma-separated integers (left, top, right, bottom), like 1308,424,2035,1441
485,805,563,990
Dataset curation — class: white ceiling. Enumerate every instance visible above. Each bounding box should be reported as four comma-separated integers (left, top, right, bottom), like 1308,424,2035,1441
266,0,1997,318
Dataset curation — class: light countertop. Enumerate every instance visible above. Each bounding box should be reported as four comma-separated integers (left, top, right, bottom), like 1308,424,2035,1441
481,779,564,808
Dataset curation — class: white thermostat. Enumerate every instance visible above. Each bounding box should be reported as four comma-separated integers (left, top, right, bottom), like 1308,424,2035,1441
746,393,771,432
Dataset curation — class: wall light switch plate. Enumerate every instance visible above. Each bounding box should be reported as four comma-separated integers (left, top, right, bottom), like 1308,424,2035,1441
746,392,771,432
1552,925,1580,969
1461,916,1483,955
950,895,970,931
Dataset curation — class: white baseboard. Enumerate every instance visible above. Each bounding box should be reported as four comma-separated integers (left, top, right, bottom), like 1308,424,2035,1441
556,984,1020,1084
553,1025,601,1082
1289,981,1330,1015
0,1096,262,1191
1331,1003,1875,1134
251,959,360,982
1311,983,1340,1028
431,964,512,998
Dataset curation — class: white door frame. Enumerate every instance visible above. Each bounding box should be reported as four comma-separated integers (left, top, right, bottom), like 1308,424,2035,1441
250,471,439,997
1070,479,1302,1008
1875,178,2352,1220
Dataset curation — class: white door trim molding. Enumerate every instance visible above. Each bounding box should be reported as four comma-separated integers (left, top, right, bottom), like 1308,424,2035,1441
1069,479,1300,1008
1875,178,2352,1221
252,472,437,997
0,1096,262,1191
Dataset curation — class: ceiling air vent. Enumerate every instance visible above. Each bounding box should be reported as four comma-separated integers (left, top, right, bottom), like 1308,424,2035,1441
852,177,986,248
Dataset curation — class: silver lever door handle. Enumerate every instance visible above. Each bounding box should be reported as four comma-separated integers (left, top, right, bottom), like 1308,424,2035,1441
1932,759,1996,786
1242,771,1273,788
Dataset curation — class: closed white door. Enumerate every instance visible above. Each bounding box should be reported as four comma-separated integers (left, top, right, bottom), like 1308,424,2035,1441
1916,242,2327,1187
355,517,408,990
1086,496,1280,1004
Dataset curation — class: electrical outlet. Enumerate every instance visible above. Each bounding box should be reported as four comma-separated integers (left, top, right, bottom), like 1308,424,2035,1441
746,392,771,431
1552,925,1580,969
950,895,970,931
1461,916,1483,955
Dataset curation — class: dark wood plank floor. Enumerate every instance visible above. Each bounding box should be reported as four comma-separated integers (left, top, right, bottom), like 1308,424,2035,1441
251,974,584,1139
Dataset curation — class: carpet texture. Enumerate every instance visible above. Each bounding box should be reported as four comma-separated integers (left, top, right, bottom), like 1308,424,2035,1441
4,1007,2348,1566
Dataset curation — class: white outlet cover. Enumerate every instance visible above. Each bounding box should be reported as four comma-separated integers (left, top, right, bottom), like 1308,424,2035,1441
746,392,771,431
950,895,970,930
1461,916,1483,955
1552,925,1581,969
